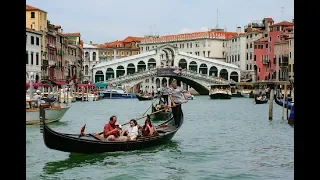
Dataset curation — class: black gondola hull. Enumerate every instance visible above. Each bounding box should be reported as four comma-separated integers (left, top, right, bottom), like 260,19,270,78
151,106,172,120
209,93,232,99
40,105,183,154
274,94,292,109
255,98,268,104
136,94,153,101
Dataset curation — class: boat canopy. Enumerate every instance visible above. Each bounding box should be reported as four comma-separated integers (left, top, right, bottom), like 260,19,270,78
94,82,108,88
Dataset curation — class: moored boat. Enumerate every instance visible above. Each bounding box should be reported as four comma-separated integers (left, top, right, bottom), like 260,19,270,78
209,84,232,99
186,91,195,100
136,93,153,101
100,88,136,99
274,93,293,109
39,104,184,154
255,96,268,104
26,100,70,125
288,105,294,124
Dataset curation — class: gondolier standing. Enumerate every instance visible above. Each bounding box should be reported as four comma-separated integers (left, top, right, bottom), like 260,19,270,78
169,79,188,127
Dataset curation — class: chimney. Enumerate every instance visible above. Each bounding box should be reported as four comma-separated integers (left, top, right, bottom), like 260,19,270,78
236,26,241,35
292,19,294,23
90,41,92,44
61,29,63,33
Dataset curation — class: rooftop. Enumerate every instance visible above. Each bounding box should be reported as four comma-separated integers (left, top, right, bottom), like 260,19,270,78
26,4,47,13
270,21,294,27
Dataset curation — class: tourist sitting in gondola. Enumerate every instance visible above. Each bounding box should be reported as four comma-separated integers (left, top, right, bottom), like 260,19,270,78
140,116,157,136
103,115,128,141
120,119,139,140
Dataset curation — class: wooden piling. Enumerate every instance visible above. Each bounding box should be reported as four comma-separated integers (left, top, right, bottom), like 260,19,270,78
86,87,89,101
268,88,274,120
66,86,69,105
81,87,84,101
282,84,287,120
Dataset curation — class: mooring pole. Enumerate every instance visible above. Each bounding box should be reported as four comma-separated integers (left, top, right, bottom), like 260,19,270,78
282,84,287,120
268,83,275,120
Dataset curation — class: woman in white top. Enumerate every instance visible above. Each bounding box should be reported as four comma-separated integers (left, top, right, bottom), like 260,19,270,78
121,119,138,140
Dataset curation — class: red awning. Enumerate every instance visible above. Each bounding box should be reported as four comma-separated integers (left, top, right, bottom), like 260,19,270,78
52,81,67,87
76,84,95,88
26,83,52,89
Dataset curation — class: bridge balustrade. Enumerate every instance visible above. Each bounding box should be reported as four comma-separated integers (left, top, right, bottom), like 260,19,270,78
106,67,234,87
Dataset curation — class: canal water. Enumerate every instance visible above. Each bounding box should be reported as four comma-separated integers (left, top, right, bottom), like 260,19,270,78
26,96,293,180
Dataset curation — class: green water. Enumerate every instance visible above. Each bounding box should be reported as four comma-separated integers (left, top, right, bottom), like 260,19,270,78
26,96,293,180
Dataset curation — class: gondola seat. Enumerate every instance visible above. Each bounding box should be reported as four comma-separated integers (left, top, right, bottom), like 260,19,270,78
89,133,105,141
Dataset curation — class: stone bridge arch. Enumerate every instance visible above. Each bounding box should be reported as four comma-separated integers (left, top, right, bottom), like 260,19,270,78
95,70,104,82
157,45,177,66
219,68,228,80
178,59,187,69
127,63,135,75
116,65,125,77
156,74,209,95
105,68,114,80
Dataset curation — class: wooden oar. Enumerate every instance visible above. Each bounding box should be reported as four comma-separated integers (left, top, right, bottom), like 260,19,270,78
142,96,160,116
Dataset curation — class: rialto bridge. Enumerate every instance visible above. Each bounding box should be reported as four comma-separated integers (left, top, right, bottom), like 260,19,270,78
92,45,240,95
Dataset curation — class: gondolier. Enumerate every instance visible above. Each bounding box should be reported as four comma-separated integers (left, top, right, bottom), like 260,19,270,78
169,79,188,127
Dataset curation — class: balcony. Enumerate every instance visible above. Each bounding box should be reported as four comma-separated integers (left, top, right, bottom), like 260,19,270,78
280,61,289,67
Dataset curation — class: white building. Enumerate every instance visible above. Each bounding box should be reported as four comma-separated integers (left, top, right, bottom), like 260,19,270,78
139,29,237,63
225,27,246,71
26,28,42,82
225,18,274,81
83,43,100,82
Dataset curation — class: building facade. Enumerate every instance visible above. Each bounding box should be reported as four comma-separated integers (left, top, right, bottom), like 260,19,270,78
83,43,100,82
225,18,274,81
46,23,57,80
26,5,48,80
139,29,237,63
225,27,246,73
64,33,83,82
254,20,294,81
26,28,42,82
288,33,294,78
254,37,270,80
97,36,142,62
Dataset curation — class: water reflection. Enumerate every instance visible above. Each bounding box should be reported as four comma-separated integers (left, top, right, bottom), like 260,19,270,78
43,153,108,174
42,140,180,175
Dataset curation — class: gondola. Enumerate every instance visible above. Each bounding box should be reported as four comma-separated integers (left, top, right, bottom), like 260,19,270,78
255,97,268,104
136,94,153,101
151,104,173,120
274,94,293,109
39,105,183,154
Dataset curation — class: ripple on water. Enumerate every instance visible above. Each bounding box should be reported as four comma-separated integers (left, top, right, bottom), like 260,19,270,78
27,97,293,180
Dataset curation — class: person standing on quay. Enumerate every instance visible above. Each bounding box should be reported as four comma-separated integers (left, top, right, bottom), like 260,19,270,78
169,79,188,127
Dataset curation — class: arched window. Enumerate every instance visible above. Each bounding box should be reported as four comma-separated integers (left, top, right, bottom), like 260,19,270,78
85,65,88,75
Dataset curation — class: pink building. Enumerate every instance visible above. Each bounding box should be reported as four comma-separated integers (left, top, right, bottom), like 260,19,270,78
254,37,269,80
254,20,294,81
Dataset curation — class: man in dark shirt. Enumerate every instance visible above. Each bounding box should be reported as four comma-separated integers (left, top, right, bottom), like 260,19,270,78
169,79,188,127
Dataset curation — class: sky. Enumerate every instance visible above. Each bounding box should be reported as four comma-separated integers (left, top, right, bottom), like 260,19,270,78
26,0,294,44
